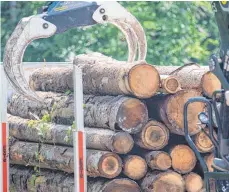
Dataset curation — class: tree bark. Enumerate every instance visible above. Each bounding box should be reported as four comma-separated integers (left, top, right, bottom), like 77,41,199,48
140,171,185,192
134,120,169,150
10,141,122,178
8,92,148,133
122,155,148,180
145,151,172,171
183,172,204,192
146,90,204,136
155,65,221,98
87,178,141,192
159,75,181,94
193,128,216,153
10,165,75,192
29,53,160,98
10,166,141,192
170,145,197,174
8,114,134,154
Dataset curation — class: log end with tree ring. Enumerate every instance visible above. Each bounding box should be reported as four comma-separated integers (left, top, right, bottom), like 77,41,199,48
184,172,204,192
141,171,185,192
136,120,169,150
194,129,215,153
103,178,141,192
204,153,214,172
170,145,197,174
123,155,148,180
112,132,134,154
128,63,160,98
202,72,221,98
146,151,172,171
98,153,122,178
117,98,148,133
160,75,181,94
166,90,204,136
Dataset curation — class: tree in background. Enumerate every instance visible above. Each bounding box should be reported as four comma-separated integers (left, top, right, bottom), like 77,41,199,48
1,1,219,65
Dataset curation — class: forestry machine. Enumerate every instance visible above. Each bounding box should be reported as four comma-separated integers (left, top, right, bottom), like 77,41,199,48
2,1,229,192
184,2,229,192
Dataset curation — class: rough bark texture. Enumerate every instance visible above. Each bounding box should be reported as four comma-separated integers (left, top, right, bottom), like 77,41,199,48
134,120,169,150
140,170,185,192
122,155,148,180
87,178,141,192
193,128,216,153
146,90,204,136
10,140,122,178
145,151,172,171
8,114,134,154
29,53,160,98
155,65,221,98
159,75,181,94
10,165,75,192
10,166,141,192
170,145,197,174
183,172,204,192
8,92,148,133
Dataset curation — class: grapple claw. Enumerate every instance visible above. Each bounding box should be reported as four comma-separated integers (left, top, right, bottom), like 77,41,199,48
3,16,56,102
111,20,138,62
93,2,147,61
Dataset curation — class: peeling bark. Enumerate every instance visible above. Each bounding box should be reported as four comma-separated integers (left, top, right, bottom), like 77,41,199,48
8,92,148,133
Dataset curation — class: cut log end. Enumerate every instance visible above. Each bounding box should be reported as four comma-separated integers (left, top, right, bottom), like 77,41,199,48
112,132,134,154
128,63,160,98
117,98,148,133
123,155,148,180
170,145,197,174
160,75,181,94
146,151,172,171
202,72,221,98
184,172,203,192
103,179,141,192
194,129,215,153
99,153,122,178
167,90,204,135
136,120,169,150
141,171,185,192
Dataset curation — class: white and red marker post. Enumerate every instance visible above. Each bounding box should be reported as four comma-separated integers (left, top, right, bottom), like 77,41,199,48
0,65,9,192
73,65,87,192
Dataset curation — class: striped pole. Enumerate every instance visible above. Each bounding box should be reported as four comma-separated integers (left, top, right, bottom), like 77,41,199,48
73,65,87,192
0,65,9,192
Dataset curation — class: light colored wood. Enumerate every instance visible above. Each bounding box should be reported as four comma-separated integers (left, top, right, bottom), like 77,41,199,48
146,90,204,136
88,178,141,192
204,153,214,172
141,171,185,192
170,145,197,174
135,120,169,150
184,172,204,192
160,75,181,94
123,155,148,180
193,128,216,153
145,151,172,171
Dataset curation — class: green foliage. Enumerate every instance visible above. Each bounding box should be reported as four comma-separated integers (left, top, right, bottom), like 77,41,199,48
1,2,219,65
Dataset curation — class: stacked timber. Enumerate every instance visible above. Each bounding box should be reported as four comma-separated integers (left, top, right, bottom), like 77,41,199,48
7,53,220,192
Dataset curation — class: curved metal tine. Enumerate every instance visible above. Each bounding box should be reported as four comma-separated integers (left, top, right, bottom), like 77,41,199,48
93,2,147,61
184,97,209,173
3,16,56,102
212,90,223,134
111,20,138,62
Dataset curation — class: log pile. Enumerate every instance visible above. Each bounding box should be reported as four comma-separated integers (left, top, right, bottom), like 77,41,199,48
7,53,219,192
